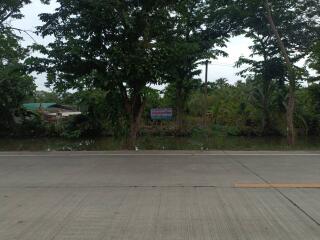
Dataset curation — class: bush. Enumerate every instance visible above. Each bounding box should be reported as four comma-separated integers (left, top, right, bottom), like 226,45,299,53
57,114,111,139
16,113,48,137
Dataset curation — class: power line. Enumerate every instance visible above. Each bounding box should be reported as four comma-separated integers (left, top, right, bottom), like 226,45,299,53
209,63,235,67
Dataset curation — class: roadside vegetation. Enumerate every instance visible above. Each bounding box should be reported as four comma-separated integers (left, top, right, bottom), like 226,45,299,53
0,0,319,148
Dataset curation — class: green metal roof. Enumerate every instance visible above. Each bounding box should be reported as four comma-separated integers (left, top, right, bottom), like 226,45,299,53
23,103,57,111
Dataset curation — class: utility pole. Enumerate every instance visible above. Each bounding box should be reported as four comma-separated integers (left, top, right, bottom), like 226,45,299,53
204,60,209,128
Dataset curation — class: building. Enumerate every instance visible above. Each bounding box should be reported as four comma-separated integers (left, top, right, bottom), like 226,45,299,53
22,103,82,122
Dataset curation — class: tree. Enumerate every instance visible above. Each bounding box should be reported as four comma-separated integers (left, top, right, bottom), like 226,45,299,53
162,0,241,133
0,0,30,28
302,41,320,135
204,80,257,136
236,0,320,144
0,1,35,133
236,33,287,134
31,0,175,147
263,0,296,144
309,41,320,81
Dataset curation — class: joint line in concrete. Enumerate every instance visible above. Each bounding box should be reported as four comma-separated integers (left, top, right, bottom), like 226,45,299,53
227,152,320,227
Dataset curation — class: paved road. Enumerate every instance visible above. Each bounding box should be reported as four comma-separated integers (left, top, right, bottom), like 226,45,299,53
1,151,320,239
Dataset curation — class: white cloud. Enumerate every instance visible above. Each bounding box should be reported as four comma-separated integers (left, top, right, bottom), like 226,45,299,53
199,36,253,84
12,0,59,90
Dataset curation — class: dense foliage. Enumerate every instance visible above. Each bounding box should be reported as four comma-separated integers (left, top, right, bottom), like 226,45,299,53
0,0,35,134
0,0,319,147
309,41,320,80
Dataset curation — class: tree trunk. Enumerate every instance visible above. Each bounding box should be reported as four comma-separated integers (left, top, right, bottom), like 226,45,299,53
264,0,296,145
175,83,184,135
119,83,146,149
262,93,273,135
128,117,139,149
262,110,273,135
204,60,209,128
286,87,295,145
125,96,146,149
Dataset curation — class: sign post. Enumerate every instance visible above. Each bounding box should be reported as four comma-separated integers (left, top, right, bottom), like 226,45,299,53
151,108,173,121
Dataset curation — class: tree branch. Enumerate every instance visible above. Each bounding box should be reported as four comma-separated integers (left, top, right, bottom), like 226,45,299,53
10,27,38,43
0,10,14,25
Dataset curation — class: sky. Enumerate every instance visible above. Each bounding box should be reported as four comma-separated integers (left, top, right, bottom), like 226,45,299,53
12,0,253,91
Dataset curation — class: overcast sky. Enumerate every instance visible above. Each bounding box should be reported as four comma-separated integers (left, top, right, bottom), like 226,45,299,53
12,0,253,91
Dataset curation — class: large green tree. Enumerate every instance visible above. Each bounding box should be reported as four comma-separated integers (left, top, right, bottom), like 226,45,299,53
236,0,320,144
309,41,320,80
236,33,288,134
0,1,35,133
31,0,176,146
162,0,241,132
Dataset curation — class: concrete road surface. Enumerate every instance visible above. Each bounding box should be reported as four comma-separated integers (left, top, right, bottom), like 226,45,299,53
1,151,320,239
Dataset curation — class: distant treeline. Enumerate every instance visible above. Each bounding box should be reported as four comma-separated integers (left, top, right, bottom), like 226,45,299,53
0,0,319,148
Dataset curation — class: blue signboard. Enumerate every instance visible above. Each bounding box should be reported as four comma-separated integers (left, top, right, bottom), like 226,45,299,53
151,108,173,121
